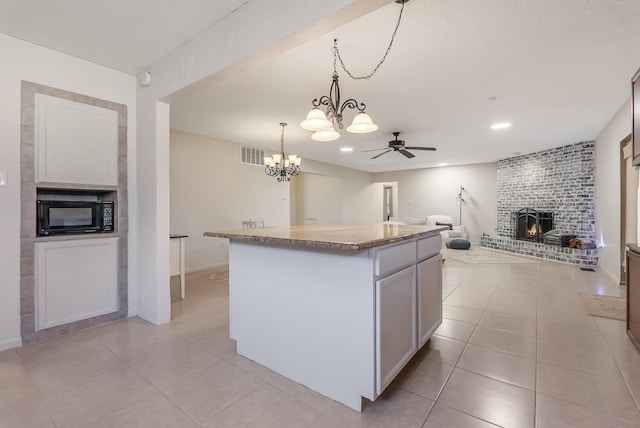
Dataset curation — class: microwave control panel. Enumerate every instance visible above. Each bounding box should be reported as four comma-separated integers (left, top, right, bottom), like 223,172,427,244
102,203,114,231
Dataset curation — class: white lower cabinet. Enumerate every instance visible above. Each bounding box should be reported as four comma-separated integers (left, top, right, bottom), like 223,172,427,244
418,254,443,347
375,235,443,395
35,237,118,331
376,265,417,394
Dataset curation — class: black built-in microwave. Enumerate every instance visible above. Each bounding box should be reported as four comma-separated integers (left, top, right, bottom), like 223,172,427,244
36,200,115,236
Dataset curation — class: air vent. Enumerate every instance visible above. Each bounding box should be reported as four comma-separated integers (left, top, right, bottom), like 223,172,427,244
241,146,265,167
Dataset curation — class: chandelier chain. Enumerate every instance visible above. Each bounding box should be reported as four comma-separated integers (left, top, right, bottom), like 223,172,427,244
279,122,285,153
333,1,406,80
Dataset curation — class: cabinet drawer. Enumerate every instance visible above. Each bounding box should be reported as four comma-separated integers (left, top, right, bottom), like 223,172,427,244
375,241,416,277
418,235,442,260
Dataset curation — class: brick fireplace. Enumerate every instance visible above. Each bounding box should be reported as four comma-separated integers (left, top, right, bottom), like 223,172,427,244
482,141,599,265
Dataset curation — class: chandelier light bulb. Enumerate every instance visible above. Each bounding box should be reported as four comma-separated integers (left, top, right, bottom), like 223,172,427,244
346,112,378,133
311,127,340,142
300,108,332,131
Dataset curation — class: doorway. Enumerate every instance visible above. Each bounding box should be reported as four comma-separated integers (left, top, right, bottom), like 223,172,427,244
381,182,398,222
621,135,638,285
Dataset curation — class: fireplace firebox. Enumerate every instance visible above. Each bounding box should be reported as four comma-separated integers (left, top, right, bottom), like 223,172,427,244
514,208,553,242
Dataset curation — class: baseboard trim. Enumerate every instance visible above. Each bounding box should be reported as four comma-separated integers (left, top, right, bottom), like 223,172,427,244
186,262,228,273
599,263,621,285
0,337,23,352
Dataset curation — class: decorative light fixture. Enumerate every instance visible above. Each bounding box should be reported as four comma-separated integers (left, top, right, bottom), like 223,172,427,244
456,186,468,225
301,0,409,141
264,123,301,182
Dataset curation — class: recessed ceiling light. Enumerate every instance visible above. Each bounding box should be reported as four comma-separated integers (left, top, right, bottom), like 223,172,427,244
340,147,353,152
491,122,511,130
437,163,448,167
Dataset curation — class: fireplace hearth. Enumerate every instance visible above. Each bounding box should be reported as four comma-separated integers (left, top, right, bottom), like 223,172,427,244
513,208,553,242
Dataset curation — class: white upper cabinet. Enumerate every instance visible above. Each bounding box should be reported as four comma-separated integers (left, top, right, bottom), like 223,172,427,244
35,94,118,186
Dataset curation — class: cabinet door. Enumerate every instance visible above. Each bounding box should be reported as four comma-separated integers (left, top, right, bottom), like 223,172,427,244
417,254,442,348
35,237,118,331
376,265,417,394
35,94,119,185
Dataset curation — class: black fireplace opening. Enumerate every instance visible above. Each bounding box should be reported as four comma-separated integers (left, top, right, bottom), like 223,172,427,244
514,208,553,242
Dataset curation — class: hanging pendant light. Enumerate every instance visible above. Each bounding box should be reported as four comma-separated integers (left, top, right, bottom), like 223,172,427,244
300,1,409,141
300,40,377,138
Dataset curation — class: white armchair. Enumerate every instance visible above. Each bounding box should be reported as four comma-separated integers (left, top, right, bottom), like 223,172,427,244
426,215,469,246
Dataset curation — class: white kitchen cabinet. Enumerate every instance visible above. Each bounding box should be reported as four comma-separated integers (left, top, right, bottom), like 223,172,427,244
376,265,417,394
35,237,118,331
374,237,443,395
418,254,443,348
217,227,444,411
35,94,119,186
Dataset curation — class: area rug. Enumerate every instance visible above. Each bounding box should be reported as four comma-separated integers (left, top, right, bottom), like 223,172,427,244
444,247,537,264
580,293,626,321
207,271,229,282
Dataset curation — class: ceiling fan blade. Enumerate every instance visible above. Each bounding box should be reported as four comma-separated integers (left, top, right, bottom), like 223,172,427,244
399,149,415,158
362,148,389,152
371,150,392,159
404,146,437,151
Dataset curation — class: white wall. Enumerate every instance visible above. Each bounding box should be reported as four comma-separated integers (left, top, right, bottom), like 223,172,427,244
291,160,378,226
170,130,291,271
374,163,498,244
292,173,343,225
170,130,379,270
595,99,631,283
0,34,136,351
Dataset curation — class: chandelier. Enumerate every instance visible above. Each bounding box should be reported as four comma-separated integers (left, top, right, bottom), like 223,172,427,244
299,39,378,142
264,123,301,182
300,0,409,142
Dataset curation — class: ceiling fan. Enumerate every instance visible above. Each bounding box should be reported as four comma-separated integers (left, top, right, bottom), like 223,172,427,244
364,132,436,159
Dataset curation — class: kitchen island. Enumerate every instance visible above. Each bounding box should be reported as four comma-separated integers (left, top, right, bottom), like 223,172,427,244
204,224,445,411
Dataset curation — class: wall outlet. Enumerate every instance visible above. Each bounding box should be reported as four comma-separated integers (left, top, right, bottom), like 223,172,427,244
219,242,226,248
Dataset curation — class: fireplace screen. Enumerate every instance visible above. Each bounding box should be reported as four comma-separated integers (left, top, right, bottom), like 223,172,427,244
514,208,553,242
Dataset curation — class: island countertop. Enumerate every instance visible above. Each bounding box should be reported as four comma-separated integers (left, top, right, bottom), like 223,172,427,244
204,223,446,251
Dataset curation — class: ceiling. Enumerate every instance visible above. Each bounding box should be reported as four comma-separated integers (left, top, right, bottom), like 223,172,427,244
4,1,640,173
0,0,247,74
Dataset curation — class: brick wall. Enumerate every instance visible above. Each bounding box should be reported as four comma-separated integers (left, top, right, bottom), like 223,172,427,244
496,141,595,240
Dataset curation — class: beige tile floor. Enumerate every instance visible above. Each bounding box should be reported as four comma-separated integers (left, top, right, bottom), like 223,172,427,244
1,255,640,427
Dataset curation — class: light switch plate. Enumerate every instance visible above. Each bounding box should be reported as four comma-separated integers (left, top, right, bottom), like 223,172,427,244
0,170,6,187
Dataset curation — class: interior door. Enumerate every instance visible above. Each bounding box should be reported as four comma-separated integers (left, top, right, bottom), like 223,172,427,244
622,137,639,283
383,185,393,221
